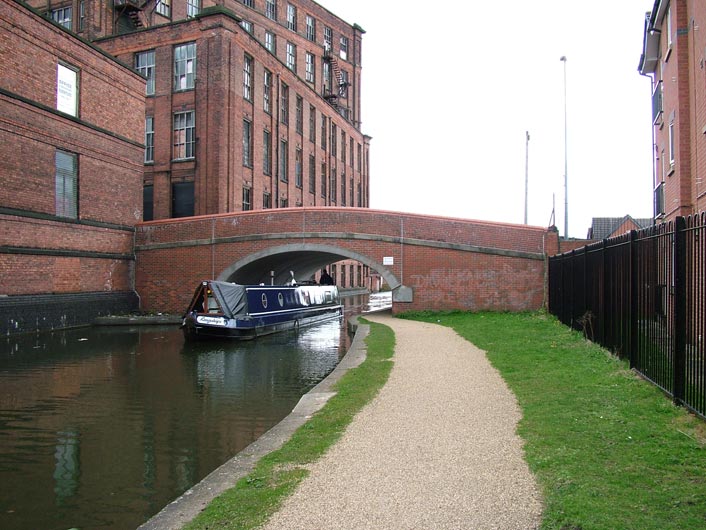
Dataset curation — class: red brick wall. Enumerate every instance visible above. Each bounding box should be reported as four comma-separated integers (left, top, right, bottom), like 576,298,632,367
134,208,552,313
0,0,144,297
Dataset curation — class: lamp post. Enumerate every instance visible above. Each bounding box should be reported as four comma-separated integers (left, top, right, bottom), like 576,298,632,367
524,131,529,224
560,55,568,238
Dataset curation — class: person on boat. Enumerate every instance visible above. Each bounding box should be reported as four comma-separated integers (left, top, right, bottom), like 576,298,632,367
319,269,334,285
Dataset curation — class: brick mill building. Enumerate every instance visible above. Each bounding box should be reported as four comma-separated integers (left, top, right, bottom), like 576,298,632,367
639,0,706,223
27,0,371,218
1,0,372,333
1,0,145,331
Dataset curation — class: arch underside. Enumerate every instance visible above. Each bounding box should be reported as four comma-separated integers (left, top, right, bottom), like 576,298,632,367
217,243,401,290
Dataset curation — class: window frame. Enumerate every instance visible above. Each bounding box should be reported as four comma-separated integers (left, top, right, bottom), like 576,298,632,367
243,119,253,167
287,3,297,32
305,52,315,83
286,41,296,72
279,139,288,182
51,6,72,29
186,0,200,18
243,54,253,101
55,150,78,219
135,50,156,96
306,15,316,41
174,42,196,92
145,116,154,163
266,0,277,21
173,110,196,160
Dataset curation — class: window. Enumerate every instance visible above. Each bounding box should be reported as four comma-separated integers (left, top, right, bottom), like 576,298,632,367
51,7,72,29
55,150,77,218
279,139,288,181
240,20,253,33
243,119,252,167
265,31,276,53
242,187,252,211
324,26,332,51
187,0,199,18
330,166,336,203
280,83,289,124
340,70,349,97
309,154,316,193
341,170,346,206
331,123,337,157
135,50,155,96
349,138,354,167
174,43,196,91
156,0,170,17
243,54,253,100
666,7,672,49
173,111,195,159
263,191,272,209
242,0,253,6
263,69,272,113
320,162,326,198
286,42,296,71
321,115,327,149
295,148,303,187
295,95,303,133
340,36,349,60
78,1,85,31
56,63,78,117
287,4,297,31
341,131,346,163
305,52,315,83
322,61,331,94
263,130,272,174
145,116,154,163
306,15,316,41
172,181,194,218
280,197,288,208
266,0,276,20
309,105,316,143
669,118,675,167
143,185,153,221
350,177,354,207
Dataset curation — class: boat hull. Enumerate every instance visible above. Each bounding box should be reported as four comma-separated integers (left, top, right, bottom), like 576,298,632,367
181,282,343,340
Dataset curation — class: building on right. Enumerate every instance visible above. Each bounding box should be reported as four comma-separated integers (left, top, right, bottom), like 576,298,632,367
639,0,706,224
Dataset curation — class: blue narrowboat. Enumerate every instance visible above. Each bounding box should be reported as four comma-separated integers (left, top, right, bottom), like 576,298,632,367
181,280,343,340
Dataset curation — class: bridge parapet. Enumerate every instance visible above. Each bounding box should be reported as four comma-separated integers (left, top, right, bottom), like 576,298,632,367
135,208,556,314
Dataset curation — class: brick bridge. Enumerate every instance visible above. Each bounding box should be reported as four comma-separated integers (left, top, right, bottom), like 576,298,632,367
135,208,561,314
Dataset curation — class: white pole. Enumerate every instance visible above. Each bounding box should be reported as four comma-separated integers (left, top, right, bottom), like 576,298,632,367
560,56,568,238
524,131,530,224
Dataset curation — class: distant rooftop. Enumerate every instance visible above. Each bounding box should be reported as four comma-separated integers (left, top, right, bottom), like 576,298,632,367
587,216,653,240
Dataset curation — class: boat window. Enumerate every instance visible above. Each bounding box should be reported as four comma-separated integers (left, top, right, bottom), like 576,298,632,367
207,292,220,313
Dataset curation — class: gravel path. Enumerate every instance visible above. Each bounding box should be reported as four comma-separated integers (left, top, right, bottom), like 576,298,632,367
261,313,543,529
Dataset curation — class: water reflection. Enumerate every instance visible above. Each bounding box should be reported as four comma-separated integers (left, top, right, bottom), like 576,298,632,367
0,319,347,530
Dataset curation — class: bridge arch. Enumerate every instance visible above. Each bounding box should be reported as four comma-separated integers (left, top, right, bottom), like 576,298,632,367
217,243,402,290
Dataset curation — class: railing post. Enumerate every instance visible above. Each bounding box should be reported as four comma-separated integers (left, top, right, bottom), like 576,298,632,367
629,230,638,369
673,217,686,406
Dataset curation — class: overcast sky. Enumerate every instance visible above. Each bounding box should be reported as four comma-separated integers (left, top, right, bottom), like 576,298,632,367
320,0,655,239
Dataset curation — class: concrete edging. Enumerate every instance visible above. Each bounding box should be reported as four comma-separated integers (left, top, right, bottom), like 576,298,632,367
137,315,371,530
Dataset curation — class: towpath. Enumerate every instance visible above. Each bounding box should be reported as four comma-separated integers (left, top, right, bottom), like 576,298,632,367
262,313,543,529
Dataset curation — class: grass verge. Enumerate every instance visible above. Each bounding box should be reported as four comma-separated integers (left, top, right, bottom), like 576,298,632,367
183,319,395,529
400,311,706,530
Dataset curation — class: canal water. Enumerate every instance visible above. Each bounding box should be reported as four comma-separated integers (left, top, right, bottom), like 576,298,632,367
0,293,390,530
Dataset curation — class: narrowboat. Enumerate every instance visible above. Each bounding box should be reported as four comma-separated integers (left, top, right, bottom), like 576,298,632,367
181,280,343,340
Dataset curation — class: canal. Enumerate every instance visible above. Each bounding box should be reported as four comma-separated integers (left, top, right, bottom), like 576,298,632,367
0,293,390,530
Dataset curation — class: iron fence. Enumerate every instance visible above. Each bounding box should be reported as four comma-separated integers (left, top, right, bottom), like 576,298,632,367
548,215,706,419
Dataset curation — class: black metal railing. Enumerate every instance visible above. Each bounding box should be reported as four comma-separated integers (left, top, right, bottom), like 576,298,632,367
548,214,706,419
